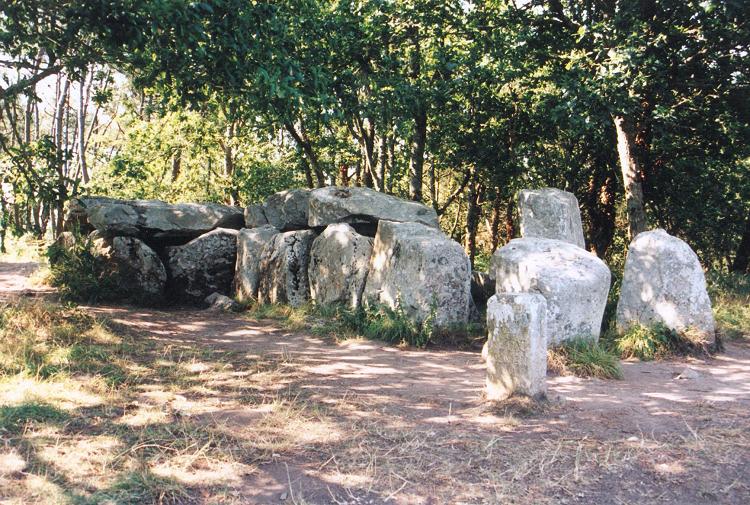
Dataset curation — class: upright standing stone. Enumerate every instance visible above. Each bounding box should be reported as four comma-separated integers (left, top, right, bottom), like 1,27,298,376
518,188,585,248
616,229,715,342
308,223,373,308
257,230,317,307
166,228,239,303
91,235,167,303
235,225,280,302
492,237,610,346
485,293,548,400
363,221,471,328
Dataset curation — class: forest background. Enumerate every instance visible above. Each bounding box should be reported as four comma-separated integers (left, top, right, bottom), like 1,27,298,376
2,0,749,275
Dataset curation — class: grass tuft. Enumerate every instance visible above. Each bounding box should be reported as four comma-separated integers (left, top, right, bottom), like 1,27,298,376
707,270,750,341
548,338,623,380
615,323,711,361
0,401,69,433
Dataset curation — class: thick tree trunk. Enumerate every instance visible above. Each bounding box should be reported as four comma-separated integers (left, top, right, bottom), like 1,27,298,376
731,216,750,273
171,149,182,181
490,192,502,252
504,197,515,243
613,115,648,238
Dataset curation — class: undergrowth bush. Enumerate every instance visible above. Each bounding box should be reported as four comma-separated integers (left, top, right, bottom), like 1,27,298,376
707,270,750,340
548,338,622,380
46,235,123,303
614,323,712,360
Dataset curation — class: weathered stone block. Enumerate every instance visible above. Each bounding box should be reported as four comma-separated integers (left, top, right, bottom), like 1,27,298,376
308,186,439,229
262,189,311,231
308,223,373,308
257,230,317,307
166,228,239,303
363,221,471,328
485,293,548,400
243,204,268,228
234,225,280,302
91,235,166,302
518,188,585,248
491,237,610,346
616,229,715,342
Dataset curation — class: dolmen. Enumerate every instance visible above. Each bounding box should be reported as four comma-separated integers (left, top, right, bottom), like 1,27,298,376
65,187,475,331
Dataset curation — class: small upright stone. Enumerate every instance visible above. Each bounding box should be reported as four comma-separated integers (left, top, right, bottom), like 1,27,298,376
616,229,715,343
518,188,585,248
257,230,317,307
308,223,373,308
235,225,280,302
485,293,548,401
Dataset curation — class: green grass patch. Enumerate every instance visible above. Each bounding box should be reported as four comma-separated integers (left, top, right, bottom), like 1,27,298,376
80,470,190,505
548,338,623,380
707,270,750,341
614,323,711,361
0,401,69,433
246,300,483,349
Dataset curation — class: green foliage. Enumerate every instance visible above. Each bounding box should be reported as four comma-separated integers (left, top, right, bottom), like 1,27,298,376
45,235,121,304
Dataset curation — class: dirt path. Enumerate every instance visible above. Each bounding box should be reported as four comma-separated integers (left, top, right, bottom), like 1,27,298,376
3,261,750,504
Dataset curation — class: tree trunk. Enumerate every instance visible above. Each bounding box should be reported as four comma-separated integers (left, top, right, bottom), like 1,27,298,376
465,169,481,266
585,167,617,258
408,108,426,201
613,114,648,238
490,192,502,252
732,216,750,273
504,197,515,243
171,149,182,181
78,69,89,183
284,121,325,188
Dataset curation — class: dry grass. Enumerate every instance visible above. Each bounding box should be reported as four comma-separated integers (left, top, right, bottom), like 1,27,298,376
2,299,749,504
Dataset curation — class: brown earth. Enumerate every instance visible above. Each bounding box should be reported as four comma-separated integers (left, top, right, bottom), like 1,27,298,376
2,261,749,504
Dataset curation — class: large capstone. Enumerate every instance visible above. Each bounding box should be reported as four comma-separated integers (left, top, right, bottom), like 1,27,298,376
82,198,243,242
363,221,471,328
616,229,715,342
262,189,311,231
491,237,610,346
308,223,373,308
518,188,585,248
257,230,317,307
91,235,166,303
166,228,239,303
485,293,548,400
307,186,440,230
235,225,279,303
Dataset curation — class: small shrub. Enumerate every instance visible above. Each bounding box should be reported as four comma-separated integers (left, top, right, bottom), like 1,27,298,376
707,270,750,340
615,323,710,360
548,338,623,380
46,235,122,303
